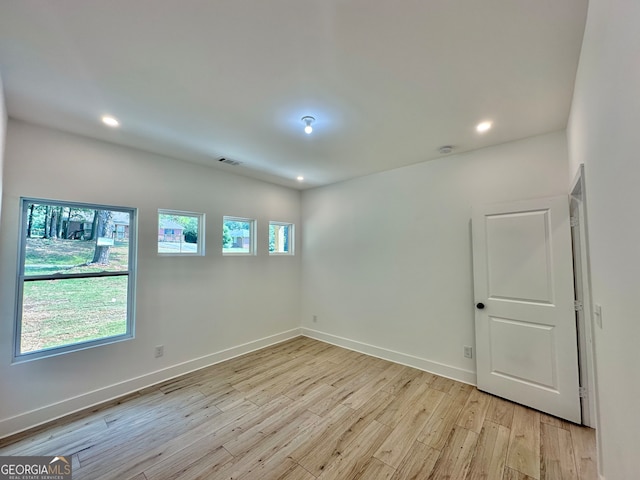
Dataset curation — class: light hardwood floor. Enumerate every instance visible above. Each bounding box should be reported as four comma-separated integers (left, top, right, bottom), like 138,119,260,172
0,337,597,480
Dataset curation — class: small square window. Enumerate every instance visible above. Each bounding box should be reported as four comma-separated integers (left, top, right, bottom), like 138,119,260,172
158,210,205,256
223,216,256,255
269,222,294,255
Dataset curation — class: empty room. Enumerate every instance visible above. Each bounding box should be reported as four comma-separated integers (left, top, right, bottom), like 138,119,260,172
0,1,637,479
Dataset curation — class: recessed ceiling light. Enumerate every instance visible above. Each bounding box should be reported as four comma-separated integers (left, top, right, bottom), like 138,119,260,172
101,115,120,127
297,176,304,182
476,121,492,133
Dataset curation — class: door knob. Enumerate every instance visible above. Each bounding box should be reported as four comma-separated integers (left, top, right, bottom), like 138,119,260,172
476,302,485,310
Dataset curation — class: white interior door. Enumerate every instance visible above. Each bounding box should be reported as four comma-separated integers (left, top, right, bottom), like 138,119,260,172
472,196,581,423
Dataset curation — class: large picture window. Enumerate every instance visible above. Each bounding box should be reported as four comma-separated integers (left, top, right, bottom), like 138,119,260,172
15,199,136,361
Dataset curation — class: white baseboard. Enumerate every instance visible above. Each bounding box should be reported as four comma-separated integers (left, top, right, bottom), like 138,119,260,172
2,327,477,439
0,328,302,439
302,328,477,385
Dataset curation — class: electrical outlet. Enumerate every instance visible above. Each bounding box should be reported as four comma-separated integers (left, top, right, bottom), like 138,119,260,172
313,315,318,323
463,345,473,359
155,345,164,358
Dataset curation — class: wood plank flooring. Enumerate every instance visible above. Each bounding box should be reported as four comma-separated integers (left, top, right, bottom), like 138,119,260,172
0,337,597,480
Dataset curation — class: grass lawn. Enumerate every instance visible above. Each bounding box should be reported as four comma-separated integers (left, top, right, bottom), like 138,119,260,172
25,237,129,275
21,238,130,353
158,240,198,254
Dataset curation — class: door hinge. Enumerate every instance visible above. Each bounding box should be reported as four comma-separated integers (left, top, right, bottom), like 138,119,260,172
570,216,579,228
579,386,588,398
574,300,583,312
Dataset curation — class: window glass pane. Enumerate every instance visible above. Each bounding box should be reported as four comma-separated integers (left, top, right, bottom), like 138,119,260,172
17,199,135,360
223,217,253,254
24,204,129,276
158,211,203,255
21,276,128,354
269,223,293,254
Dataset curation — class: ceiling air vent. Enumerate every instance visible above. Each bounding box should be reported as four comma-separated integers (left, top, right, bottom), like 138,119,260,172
218,157,242,166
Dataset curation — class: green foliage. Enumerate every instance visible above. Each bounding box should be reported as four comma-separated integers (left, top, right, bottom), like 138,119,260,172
269,225,276,252
224,220,245,231
184,230,197,243
223,224,232,248
27,204,48,236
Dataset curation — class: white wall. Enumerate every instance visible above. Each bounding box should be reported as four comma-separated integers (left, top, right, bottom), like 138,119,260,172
301,132,569,382
0,74,6,227
567,0,640,478
0,120,302,437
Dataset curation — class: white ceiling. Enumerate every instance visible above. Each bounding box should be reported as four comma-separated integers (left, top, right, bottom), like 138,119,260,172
0,1,588,189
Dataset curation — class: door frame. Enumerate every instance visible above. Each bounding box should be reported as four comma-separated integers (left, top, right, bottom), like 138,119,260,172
569,164,598,430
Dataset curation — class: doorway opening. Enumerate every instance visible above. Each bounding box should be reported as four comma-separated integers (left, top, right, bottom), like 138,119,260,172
569,164,599,435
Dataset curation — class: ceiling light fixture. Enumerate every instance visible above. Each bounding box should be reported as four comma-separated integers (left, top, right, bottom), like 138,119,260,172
476,121,492,133
301,116,315,134
297,176,304,182
438,145,454,155
101,115,120,127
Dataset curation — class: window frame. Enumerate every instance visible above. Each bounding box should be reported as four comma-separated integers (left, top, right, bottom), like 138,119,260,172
14,198,137,362
157,209,205,256
222,216,256,256
268,221,295,256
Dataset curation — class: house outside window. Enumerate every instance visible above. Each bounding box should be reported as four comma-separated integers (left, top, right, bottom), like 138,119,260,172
157,210,205,255
114,212,130,240
223,216,256,255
